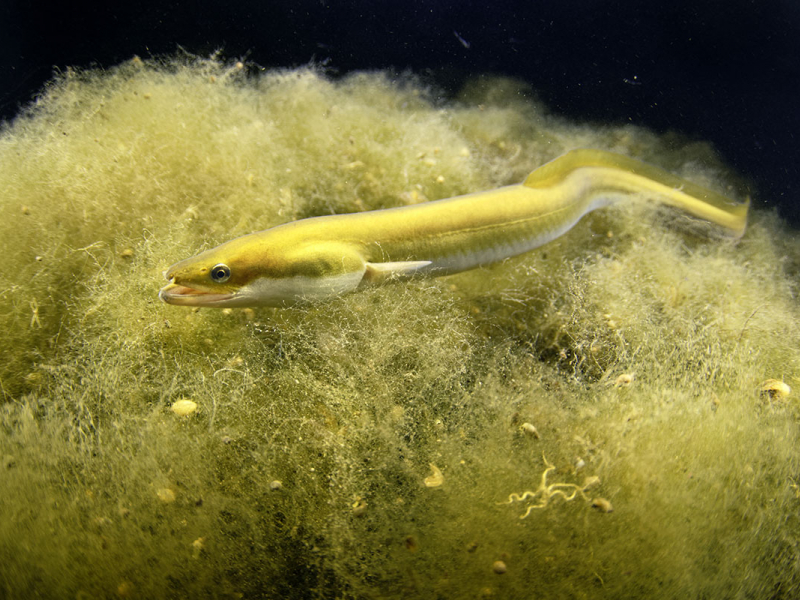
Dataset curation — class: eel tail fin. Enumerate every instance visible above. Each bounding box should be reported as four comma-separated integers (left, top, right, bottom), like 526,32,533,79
525,149,750,238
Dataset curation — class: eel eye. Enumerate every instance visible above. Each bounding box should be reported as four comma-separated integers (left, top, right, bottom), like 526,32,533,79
210,263,231,283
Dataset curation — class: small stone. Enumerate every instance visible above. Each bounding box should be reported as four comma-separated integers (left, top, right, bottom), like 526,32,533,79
269,480,283,491
582,476,601,490
116,580,134,597
156,487,176,503
492,560,507,574
520,422,540,438
761,379,791,401
92,516,113,528
226,356,244,368
424,464,444,487
191,537,206,558
614,373,634,387
341,160,365,170
591,497,613,513
352,498,368,517
24,372,42,385
170,399,197,417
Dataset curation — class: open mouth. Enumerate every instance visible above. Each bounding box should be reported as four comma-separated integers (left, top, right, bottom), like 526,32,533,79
158,282,235,306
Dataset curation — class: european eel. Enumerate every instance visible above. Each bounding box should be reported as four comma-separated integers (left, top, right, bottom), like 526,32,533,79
159,149,748,308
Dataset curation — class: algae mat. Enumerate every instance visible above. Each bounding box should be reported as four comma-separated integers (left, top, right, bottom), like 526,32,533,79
1,55,799,599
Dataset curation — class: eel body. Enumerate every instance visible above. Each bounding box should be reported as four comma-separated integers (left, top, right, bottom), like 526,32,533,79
159,149,749,308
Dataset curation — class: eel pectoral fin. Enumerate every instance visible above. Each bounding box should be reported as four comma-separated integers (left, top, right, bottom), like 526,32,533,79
363,260,433,284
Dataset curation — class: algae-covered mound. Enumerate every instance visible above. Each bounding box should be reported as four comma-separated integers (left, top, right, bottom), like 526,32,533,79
1,54,799,599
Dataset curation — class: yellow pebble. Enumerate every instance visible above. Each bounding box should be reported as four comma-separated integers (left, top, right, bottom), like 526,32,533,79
492,560,507,574
226,356,245,368
156,488,176,503
341,160,365,170
352,498,368,517
614,373,634,387
92,516,113,528
116,580,134,597
24,372,42,385
170,399,198,417
591,497,613,513
520,422,540,438
424,463,444,488
760,379,791,401
191,537,206,558
582,475,601,490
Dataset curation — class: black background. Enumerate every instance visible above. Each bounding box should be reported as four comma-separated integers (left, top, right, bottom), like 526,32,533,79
2,0,798,223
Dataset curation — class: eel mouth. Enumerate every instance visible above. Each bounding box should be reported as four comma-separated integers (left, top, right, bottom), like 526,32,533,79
158,281,236,307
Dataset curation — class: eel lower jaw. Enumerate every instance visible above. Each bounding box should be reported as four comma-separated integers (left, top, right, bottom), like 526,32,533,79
158,282,237,307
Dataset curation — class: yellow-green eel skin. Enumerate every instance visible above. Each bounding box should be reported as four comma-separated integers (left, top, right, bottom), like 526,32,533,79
159,149,749,308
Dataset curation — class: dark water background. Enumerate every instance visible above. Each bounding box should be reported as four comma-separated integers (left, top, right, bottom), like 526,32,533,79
2,0,797,222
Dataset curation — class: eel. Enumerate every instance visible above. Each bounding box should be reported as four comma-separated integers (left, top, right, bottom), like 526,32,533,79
159,149,749,308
